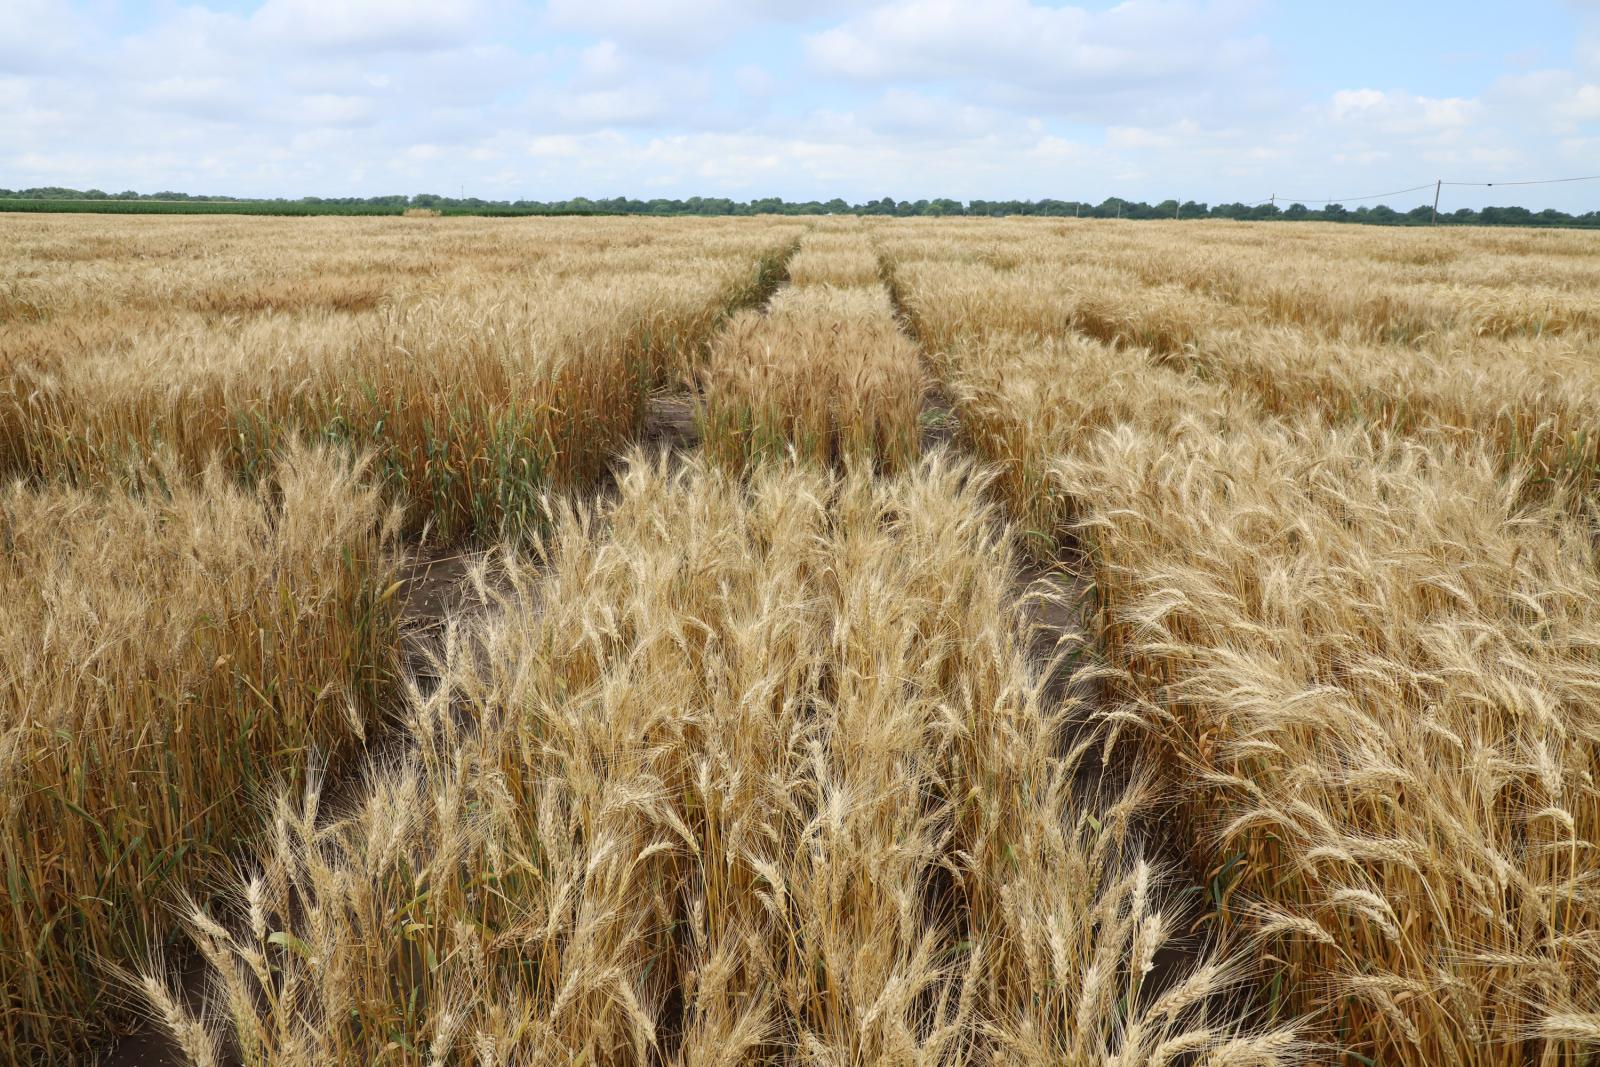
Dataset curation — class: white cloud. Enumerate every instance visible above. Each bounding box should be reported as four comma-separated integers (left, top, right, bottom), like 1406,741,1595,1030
249,0,486,52
135,77,248,121
578,40,629,87
557,86,676,125
524,132,611,158
545,0,842,55
1570,83,1600,119
1488,68,1600,132
1329,88,1385,116
863,89,1030,141
533,61,714,129
1106,120,1205,151
805,0,1270,120
0,0,91,73
1329,89,1478,134
287,94,380,128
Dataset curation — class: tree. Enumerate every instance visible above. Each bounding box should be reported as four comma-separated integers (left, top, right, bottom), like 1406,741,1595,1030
1481,205,1531,225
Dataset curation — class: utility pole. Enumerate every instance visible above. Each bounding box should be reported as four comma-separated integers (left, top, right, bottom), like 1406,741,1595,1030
1115,201,1122,219
1075,202,1081,218
1175,200,1181,220
1431,179,1442,225
1269,193,1276,210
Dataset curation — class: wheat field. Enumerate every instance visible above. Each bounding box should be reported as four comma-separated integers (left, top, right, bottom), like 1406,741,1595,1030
2,212,1596,1066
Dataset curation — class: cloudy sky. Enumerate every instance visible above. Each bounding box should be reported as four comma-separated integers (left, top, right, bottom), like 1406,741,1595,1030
4,0,1599,209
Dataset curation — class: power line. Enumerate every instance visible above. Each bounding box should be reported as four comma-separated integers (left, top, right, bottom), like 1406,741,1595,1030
1226,172,1600,209
1442,174,1600,188
1249,183,1436,206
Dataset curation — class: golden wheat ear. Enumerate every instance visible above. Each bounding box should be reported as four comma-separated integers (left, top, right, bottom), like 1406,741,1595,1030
101,953,221,1067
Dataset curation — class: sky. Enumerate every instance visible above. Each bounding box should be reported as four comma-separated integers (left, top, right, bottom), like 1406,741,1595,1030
3,0,1599,209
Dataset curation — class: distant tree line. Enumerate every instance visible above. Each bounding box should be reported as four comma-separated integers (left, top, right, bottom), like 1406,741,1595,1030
2,187,1596,228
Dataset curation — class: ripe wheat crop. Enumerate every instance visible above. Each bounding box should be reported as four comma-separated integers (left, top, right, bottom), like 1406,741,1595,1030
700,252,924,471
1053,425,1600,1066
0,216,800,540
784,227,885,289
156,453,1294,1066
0,445,401,1062
4,211,1597,1066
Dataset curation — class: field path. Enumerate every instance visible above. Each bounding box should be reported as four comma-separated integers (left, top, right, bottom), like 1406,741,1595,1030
97,546,496,1067
875,234,1221,1002
877,237,1103,727
630,237,801,475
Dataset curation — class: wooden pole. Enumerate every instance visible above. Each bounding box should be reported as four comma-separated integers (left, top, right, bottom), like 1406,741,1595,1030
1431,179,1442,225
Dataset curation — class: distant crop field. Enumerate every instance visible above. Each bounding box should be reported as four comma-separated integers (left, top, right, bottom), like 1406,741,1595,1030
2,212,1596,1067
0,199,621,217
1,198,413,215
